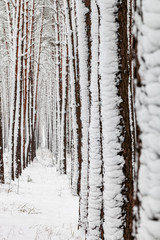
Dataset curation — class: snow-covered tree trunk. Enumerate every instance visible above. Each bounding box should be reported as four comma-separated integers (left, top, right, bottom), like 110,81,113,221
10,0,22,179
60,21,67,174
64,0,81,195
87,1,103,239
70,0,83,197
26,0,35,165
33,5,45,160
135,1,160,239
23,0,29,169
98,1,134,239
75,0,90,228
16,0,25,177
55,0,61,170
0,91,4,184
117,1,134,239
1,22,10,150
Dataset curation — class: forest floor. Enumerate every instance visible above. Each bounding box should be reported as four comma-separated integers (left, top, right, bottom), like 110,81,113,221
0,148,83,240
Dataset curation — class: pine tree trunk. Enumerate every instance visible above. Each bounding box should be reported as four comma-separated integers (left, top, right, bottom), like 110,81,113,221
117,1,134,239
87,1,104,239
75,0,91,228
0,93,4,184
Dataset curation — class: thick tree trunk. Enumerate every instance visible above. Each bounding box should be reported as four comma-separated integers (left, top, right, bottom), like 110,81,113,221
117,1,134,239
64,0,82,195
97,1,134,239
75,0,91,228
87,1,104,239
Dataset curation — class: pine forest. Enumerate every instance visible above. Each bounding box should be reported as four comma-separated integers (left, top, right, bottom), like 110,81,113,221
0,0,160,239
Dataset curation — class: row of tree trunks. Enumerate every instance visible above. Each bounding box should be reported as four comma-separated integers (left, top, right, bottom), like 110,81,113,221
1,1,159,240
0,0,45,181
56,1,135,239
53,1,134,239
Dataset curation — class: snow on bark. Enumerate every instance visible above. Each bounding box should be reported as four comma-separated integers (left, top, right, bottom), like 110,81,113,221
75,0,90,228
135,0,160,239
9,0,22,179
60,25,67,174
98,1,125,239
64,0,79,195
54,0,61,171
127,0,135,176
87,1,103,239
0,91,4,183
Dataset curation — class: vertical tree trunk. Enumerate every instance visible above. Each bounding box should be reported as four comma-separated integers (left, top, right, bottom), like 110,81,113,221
64,43,69,173
64,0,82,195
23,0,29,169
16,0,25,178
11,0,22,180
97,1,134,239
55,0,61,169
87,1,104,239
60,19,67,174
0,93,4,184
135,1,160,239
75,0,91,228
117,1,134,239
28,0,35,163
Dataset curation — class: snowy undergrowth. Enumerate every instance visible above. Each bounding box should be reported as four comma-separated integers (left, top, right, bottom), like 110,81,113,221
0,148,83,240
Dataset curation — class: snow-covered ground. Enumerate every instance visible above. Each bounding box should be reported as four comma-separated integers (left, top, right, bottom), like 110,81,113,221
0,148,83,240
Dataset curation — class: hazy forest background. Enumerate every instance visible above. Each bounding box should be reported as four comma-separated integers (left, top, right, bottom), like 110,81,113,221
0,0,160,240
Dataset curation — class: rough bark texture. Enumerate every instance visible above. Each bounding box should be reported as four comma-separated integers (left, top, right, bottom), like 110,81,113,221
96,3,104,238
67,0,82,195
117,1,133,239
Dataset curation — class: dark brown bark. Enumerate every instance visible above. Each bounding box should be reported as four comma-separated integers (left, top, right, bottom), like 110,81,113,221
67,0,82,195
117,1,134,239
132,1,142,235
11,0,22,180
16,0,25,178
62,44,69,174
23,0,29,169
26,80,31,167
29,0,36,163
